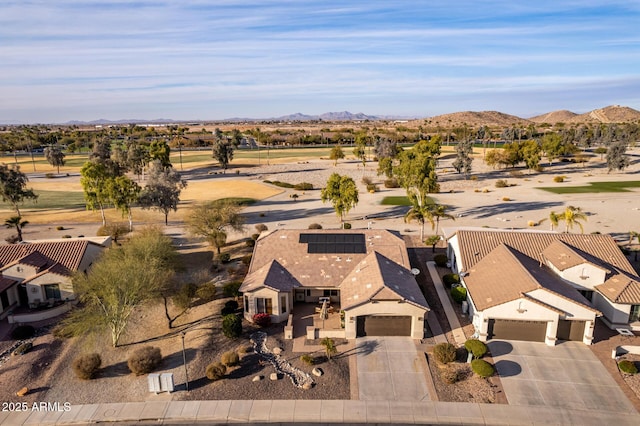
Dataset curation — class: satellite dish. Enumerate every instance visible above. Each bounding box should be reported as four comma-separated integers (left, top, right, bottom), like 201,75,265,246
411,268,420,276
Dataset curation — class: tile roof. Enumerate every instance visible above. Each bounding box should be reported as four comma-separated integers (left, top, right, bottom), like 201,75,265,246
339,251,428,310
595,274,640,304
249,229,410,289
541,240,608,273
22,263,72,283
454,230,636,276
0,240,93,272
240,260,300,292
464,243,595,311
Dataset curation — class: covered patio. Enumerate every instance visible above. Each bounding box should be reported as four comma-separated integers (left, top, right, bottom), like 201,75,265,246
290,302,345,340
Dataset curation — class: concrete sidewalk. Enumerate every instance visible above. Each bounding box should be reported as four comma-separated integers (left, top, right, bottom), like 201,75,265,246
426,260,467,346
3,399,639,425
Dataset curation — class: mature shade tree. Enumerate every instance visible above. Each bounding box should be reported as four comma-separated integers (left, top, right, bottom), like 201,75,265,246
230,129,243,147
452,139,473,178
212,139,234,172
80,161,112,226
558,206,587,233
329,145,345,166
44,145,66,174
320,173,358,226
4,216,28,242
393,137,441,210
187,199,246,256
541,133,563,165
149,140,172,169
138,160,187,225
107,176,141,231
606,141,630,172
126,141,150,181
521,140,542,172
62,228,180,346
0,164,38,216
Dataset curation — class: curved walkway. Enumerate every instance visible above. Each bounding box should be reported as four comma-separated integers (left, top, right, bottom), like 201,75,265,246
4,399,639,424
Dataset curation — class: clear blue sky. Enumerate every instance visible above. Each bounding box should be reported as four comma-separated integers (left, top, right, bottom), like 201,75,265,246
2,1,639,123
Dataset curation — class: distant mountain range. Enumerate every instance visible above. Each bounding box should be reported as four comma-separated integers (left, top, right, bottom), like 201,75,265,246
54,105,640,127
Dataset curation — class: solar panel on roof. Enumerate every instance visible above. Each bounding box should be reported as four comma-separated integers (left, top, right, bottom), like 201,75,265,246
299,233,366,253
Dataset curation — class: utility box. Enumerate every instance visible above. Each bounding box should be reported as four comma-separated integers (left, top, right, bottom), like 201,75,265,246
160,373,174,393
148,373,161,394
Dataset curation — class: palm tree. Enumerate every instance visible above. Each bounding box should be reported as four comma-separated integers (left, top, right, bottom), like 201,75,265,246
540,211,560,231
321,337,337,360
404,202,435,241
628,231,640,246
429,204,455,235
4,216,28,242
558,206,587,233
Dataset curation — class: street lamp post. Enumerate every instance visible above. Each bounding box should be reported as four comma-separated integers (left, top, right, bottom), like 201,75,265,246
181,331,189,392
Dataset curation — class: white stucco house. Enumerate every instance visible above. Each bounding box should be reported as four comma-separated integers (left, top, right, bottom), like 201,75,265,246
0,239,108,321
445,228,640,345
240,229,429,339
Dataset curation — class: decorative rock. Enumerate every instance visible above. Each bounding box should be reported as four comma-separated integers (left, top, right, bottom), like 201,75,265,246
252,375,263,382
272,347,283,355
302,382,313,390
270,373,280,381
312,368,323,377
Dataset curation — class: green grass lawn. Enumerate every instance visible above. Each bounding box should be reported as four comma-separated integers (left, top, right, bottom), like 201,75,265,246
537,181,640,194
380,196,434,206
0,190,86,211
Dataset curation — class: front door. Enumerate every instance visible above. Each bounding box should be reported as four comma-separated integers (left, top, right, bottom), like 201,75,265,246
295,290,305,302
18,285,28,307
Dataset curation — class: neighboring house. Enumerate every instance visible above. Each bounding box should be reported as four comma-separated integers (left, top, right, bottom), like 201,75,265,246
445,228,640,345
240,229,429,339
0,239,107,319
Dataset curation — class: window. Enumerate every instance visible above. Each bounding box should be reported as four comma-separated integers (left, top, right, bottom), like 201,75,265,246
280,296,287,314
305,289,311,297
323,289,338,297
630,305,640,323
256,297,273,314
244,296,249,312
44,284,61,300
578,290,594,302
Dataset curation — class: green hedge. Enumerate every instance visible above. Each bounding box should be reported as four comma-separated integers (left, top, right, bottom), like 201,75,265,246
471,359,494,377
451,286,467,304
618,360,638,375
442,273,460,288
434,254,448,267
464,339,487,359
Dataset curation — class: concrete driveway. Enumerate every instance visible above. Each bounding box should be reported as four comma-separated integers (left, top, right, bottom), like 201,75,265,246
355,336,430,401
488,340,637,414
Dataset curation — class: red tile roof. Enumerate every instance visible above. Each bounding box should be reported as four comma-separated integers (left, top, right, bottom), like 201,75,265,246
0,240,93,272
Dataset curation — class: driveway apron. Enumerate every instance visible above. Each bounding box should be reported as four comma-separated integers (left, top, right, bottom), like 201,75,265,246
355,336,430,401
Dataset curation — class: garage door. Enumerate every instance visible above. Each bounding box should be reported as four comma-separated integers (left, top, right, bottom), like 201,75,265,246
356,316,411,337
557,320,585,341
488,319,547,342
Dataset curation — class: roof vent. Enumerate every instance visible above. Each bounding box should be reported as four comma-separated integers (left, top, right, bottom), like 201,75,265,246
366,284,372,288
354,294,359,299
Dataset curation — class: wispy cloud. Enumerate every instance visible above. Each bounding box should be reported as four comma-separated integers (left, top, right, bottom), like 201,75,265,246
1,1,639,122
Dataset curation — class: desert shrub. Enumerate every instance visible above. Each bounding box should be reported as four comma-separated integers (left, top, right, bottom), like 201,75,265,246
62,235,72,239
384,178,400,188
56,225,65,231
206,362,227,381
225,300,239,310
294,182,313,190
509,170,523,177
265,180,294,189
464,339,488,359
442,273,460,288
96,223,130,242
5,235,19,244
255,223,268,233
238,345,253,354
45,172,55,179
12,342,33,356
221,350,240,366
196,282,217,301
343,222,352,229
72,353,102,380
222,314,242,338
241,254,252,266
618,360,638,375
362,176,373,185
434,254,448,267
127,346,162,376
366,183,379,192
11,325,35,340
495,179,508,188
245,239,255,247
442,367,462,384
308,223,323,229
300,354,315,366
553,175,565,183
253,313,272,327
502,197,511,201
433,343,457,364
251,233,260,240
470,175,478,181
527,220,537,227
471,359,494,378
223,281,242,298
218,253,231,263
451,286,467,303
